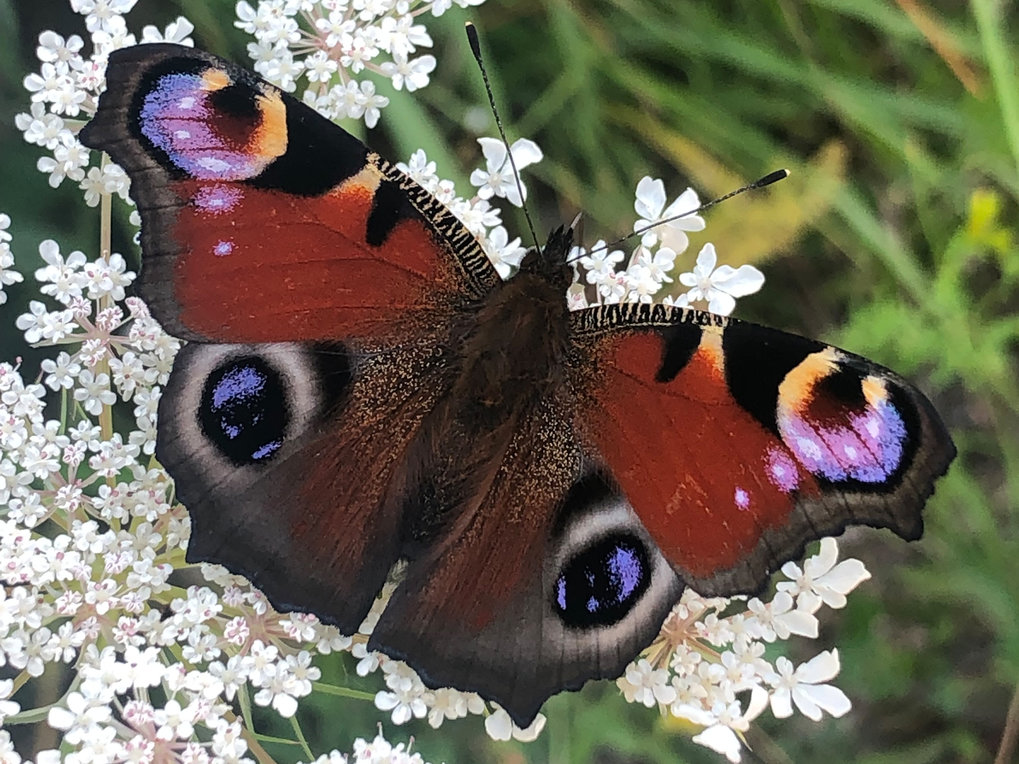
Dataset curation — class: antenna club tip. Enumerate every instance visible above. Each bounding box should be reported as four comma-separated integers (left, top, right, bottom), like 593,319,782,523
755,168,790,188
465,22,481,58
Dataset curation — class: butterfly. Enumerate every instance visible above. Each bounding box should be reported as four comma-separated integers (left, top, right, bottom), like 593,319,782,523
79,43,956,727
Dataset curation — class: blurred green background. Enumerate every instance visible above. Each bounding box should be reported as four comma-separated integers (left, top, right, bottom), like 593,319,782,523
2,1,1017,762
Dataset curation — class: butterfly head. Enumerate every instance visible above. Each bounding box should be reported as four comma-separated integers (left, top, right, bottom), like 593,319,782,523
518,223,576,291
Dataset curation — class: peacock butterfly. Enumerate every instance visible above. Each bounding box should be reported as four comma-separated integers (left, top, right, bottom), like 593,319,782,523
79,43,956,727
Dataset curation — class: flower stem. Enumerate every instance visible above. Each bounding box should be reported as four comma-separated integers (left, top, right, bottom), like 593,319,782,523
994,675,1019,764
310,681,377,702
289,716,315,761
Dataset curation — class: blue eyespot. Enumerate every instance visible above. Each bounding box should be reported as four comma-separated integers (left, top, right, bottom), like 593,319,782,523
553,534,650,628
199,356,289,466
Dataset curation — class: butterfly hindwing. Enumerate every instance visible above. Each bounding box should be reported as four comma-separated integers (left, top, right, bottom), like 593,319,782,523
159,339,454,632
570,303,955,595
370,397,682,725
79,44,498,343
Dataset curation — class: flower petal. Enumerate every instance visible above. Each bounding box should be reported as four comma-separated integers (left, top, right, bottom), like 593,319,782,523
508,137,543,169
707,290,736,316
695,242,718,274
803,684,852,718
634,176,666,219
795,649,841,684
692,724,744,763
712,264,765,297
477,136,507,169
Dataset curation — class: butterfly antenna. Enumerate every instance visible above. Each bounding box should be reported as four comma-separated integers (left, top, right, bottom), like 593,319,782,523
566,169,789,265
465,22,543,254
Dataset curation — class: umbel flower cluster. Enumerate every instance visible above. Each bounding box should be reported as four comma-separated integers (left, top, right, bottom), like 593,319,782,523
2,1,872,762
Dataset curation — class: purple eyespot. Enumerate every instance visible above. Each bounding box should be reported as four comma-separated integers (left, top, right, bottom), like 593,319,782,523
553,534,650,629
199,357,289,466
779,397,907,483
139,73,269,180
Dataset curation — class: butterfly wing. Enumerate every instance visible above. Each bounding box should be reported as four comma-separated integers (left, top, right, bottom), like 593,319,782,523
160,340,450,631
570,303,955,595
78,44,497,343
79,45,498,630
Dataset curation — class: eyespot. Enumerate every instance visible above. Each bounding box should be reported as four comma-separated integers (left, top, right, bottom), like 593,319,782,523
552,533,651,628
199,356,289,466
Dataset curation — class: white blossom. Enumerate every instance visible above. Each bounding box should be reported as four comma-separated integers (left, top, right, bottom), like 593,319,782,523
677,242,765,315
470,137,543,206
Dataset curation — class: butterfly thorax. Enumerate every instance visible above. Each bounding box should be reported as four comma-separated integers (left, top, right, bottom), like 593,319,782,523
453,270,572,423
446,224,576,423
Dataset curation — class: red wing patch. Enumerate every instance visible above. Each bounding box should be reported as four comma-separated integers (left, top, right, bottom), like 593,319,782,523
587,327,821,578
167,174,455,342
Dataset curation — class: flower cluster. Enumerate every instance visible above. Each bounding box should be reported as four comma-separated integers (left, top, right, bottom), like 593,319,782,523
0,214,23,306
616,539,867,762
0,225,457,762
566,176,765,313
18,2,193,199
3,2,868,763
237,0,485,127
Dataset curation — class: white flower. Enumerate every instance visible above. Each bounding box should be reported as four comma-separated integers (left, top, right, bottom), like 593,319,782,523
36,31,84,67
377,15,432,58
375,685,427,725
469,137,543,207
624,263,662,303
768,650,852,721
314,10,356,48
356,80,388,128
381,52,436,92
747,591,818,641
73,370,116,415
47,689,113,745
485,225,527,278
349,731,433,764
304,50,339,83
483,705,547,742
37,132,90,188
633,177,705,252
778,537,872,613
16,102,70,150
617,658,678,707
140,16,195,45
15,301,75,344
0,215,22,306
578,241,625,282
71,0,139,33
34,239,87,303
0,679,20,724
678,243,765,315
82,253,134,300
261,49,305,92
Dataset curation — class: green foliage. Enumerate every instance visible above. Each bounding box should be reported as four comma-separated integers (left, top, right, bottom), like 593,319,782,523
3,0,1017,762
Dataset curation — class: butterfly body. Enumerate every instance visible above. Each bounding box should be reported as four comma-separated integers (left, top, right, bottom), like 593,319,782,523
80,43,955,726
452,240,573,417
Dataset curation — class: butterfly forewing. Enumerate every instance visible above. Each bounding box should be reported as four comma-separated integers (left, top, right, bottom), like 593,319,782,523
570,302,955,595
79,44,498,344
